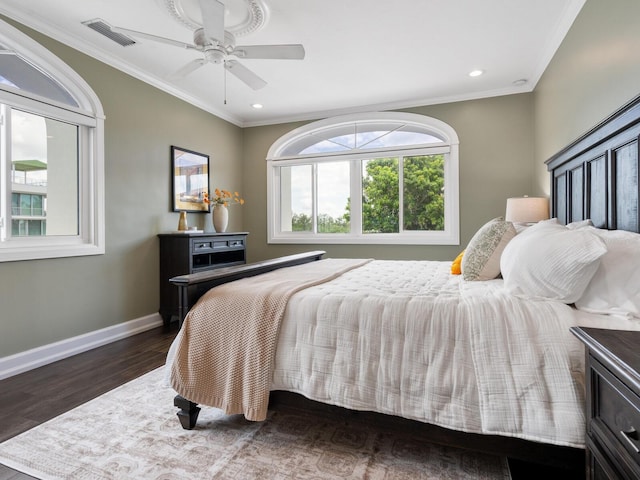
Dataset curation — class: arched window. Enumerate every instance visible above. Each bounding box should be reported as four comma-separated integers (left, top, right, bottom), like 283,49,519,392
267,112,459,245
0,18,105,262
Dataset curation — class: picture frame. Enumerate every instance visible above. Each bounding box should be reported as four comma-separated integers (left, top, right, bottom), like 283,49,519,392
171,146,210,212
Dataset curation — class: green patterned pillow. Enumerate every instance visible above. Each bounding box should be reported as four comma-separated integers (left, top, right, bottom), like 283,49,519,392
461,217,516,281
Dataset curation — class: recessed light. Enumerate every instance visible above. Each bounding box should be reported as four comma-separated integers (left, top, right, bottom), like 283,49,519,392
469,69,484,77
251,103,263,109
513,79,528,86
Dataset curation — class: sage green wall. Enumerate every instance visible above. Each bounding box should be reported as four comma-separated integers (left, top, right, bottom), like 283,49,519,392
533,0,640,194
0,19,243,357
242,93,534,263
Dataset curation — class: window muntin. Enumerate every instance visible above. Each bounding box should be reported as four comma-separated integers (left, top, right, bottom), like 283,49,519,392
267,112,459,245
0,18,104,262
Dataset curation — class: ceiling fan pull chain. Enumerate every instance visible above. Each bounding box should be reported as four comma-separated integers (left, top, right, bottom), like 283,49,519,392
223,60,227,105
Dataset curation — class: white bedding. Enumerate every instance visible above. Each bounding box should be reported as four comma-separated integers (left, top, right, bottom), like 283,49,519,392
269,259,640,448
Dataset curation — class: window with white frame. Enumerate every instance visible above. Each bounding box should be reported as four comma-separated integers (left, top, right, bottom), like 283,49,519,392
0,19,105,262
267,112,459,245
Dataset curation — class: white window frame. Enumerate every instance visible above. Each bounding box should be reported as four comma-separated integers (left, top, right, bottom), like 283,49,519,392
0,18,105,262
267,112,459,245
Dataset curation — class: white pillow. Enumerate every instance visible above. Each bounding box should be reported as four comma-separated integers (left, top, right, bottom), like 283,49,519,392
567,219,594,229
500,221,607,303
575,228,640,318
461,217,516,281
513,217,559,234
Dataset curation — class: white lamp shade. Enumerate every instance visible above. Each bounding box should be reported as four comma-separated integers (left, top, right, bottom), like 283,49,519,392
505,196,549,223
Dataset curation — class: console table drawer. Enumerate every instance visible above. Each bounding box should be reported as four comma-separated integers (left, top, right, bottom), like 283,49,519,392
193,238,245,251
193,241,213,250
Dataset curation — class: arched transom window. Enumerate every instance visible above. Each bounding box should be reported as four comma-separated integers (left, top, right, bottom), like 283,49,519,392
267,112,459,245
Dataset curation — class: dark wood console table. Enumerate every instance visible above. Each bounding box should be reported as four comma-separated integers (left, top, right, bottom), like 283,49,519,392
158,232,248,325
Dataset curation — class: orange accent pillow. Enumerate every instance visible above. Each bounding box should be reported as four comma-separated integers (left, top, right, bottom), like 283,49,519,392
451,250,464,275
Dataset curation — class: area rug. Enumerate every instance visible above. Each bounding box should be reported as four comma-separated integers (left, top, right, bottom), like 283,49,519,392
0,368,511,479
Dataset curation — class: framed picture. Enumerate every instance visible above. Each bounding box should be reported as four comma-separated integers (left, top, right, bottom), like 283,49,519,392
171,146,210,212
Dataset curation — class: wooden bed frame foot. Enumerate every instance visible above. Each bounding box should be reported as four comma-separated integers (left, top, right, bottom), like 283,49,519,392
174,395,200,430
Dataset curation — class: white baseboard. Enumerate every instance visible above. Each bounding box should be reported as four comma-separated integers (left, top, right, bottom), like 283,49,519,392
0,313,164,380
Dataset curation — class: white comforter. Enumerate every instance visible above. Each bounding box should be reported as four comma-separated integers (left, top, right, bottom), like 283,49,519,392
270,259,639,448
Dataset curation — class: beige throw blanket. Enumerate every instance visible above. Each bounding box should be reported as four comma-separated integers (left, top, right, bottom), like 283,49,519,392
170,258,371,421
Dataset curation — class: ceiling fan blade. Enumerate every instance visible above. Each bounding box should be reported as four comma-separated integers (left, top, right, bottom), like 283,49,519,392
224,60,267,90
111,26,196,50
199,0,225,44
233,44,306,60
168,58,206,80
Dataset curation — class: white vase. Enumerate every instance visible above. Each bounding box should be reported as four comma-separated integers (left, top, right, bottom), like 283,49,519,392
203,212,215,233
213,205,228,232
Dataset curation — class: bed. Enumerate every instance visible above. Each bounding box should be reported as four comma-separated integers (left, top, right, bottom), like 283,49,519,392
164,94,640,470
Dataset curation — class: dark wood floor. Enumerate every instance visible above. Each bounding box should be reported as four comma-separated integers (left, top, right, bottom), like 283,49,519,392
0,323,584,479
0,323,179,480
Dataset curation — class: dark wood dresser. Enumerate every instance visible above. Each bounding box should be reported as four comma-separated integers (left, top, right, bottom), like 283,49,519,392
571,327,640,479
158,232,248,325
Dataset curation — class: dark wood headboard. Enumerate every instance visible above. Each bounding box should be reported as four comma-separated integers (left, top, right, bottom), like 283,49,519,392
546,95,640,233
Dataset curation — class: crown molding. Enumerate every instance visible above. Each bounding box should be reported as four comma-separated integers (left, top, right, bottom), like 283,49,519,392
528,0,586,92
241,84,536,128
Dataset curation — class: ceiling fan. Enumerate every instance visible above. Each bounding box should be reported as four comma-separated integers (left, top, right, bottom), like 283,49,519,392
112,0,305,90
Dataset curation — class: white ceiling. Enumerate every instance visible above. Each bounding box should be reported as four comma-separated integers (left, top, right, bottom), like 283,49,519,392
0,0,585,127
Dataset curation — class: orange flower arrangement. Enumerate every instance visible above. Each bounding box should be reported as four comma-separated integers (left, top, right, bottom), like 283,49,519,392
203,189,244,208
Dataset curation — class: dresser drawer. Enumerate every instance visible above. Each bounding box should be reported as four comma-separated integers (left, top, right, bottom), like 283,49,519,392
590,358,640,478
588,435,626,480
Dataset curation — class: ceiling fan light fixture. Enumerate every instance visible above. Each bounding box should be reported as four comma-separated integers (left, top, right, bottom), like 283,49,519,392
205,49,225,64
